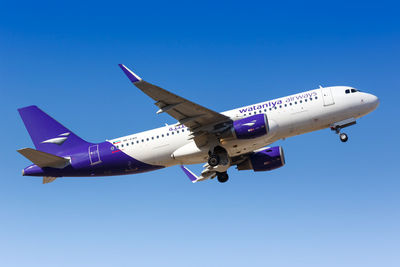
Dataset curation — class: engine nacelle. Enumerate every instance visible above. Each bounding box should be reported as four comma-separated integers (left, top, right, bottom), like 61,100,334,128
233,114,268,139
237,146,285,172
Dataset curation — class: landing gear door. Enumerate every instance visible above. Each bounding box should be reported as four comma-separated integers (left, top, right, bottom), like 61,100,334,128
321,87,335,106
89,145,101,165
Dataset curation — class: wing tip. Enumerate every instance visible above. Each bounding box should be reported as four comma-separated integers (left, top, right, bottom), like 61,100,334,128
180,165,198,183
118,64,142,83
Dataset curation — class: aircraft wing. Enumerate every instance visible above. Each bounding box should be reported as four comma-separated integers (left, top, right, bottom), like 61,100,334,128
119,64,231,135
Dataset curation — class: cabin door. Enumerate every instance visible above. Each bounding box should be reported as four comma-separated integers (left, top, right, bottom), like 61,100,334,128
321,87,335,106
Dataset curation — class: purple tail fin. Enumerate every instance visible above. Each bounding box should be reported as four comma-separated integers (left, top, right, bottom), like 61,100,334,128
18,106,90,155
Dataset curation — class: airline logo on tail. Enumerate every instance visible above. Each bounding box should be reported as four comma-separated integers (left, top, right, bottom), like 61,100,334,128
41,132,70,145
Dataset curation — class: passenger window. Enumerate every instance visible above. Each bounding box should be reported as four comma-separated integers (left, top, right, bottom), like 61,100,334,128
131,142,134,145
167,133,169,136
182,129,184,132
295,101,297,104
136,141,139,144
172,132,174,135
146,138,149,141
315,97,318,99
310,98,312,101
157,135,159,138
162,134,164,137
141,139,144,142
305,99,307,102
300,100,302,103
290,102,292,106
121,144,124,147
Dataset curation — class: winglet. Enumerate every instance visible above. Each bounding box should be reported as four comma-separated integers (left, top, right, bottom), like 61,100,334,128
180,165,199,183
118,64,142,83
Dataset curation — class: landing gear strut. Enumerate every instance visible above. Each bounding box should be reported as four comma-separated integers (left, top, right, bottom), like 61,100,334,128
217,172,229,183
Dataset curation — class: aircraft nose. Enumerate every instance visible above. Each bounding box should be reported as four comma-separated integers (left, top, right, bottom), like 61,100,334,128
368,94,380,110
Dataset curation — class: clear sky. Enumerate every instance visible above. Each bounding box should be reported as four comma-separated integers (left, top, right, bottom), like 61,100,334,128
1,0,399,266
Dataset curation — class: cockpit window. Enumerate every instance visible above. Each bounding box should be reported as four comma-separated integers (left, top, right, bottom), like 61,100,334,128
345,89,350,94
351,89,357,93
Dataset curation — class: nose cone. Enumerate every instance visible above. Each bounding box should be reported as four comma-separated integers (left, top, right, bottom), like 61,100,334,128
367,94,380,110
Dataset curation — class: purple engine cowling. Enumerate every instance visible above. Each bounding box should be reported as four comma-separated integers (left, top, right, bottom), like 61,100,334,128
237,146,285,172
233,114,268,139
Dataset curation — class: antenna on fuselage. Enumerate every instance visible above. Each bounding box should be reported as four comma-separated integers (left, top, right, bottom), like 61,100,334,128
319,85,323,89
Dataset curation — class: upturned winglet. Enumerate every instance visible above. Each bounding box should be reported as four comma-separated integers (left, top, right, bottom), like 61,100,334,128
118,64,142,83
180,165,199,183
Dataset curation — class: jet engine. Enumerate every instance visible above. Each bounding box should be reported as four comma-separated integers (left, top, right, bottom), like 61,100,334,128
237,146,285,172
233,114,268,139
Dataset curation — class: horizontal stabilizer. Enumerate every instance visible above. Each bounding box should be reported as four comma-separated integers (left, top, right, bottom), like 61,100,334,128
18,148,70,169
43,177,57,184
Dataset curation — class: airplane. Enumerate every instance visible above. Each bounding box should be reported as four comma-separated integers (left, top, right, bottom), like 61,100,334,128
17,64,379,184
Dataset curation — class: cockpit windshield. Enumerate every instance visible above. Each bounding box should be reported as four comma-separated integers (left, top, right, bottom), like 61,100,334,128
345,88,361,94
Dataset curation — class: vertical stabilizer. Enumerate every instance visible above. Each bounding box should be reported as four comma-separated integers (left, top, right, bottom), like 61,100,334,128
18,106,90,154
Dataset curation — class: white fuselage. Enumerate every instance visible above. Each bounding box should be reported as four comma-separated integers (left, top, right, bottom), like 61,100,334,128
109,86,379,167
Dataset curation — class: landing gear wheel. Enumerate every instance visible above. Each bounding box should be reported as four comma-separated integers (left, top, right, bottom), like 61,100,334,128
208,154,220,167
340,133,348,142
217,172,229,183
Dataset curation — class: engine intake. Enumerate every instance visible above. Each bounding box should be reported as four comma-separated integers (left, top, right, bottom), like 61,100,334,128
237,146,285,172
233,114,268,139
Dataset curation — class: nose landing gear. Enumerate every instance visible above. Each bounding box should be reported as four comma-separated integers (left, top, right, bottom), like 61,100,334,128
331,126,349,143
330,118,356,143
339,133,348,142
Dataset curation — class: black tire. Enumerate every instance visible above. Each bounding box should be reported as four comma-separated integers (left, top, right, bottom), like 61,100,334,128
208,154,220,166
340,133,348,142
217,172,229,183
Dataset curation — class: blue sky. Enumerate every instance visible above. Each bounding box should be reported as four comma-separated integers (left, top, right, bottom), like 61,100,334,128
1,0,399,266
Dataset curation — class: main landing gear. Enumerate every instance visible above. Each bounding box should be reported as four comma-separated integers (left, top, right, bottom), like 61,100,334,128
208,154,220,167
208,146,230,183
217,172,229,183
